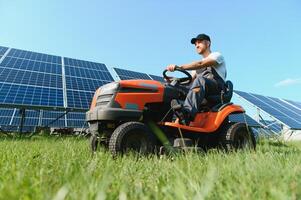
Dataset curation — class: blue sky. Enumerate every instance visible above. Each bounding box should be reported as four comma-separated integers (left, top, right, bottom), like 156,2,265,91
0,0,300,101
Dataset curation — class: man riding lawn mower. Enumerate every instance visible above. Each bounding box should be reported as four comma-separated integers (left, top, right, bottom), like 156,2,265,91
86,68,256,155
86,33,256,155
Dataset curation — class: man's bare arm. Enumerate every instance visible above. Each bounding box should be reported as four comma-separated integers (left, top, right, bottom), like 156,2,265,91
180,58,218,70
166,58,218,72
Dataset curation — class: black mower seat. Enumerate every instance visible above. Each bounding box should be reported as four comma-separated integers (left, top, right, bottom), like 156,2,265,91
200,80,234,111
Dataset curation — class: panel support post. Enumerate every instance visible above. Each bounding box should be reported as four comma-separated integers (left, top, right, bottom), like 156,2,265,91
19,108,26,134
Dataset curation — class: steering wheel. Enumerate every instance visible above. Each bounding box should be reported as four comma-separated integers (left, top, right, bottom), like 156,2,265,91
163,66,192,85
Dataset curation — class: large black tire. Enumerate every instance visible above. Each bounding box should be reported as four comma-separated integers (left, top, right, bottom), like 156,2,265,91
219,122,256,151
109,122,155,156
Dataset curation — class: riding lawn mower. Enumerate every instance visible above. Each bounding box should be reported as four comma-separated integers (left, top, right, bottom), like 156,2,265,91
86,68,256,155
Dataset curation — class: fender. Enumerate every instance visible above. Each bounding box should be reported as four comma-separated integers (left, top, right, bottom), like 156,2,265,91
161,104,245,133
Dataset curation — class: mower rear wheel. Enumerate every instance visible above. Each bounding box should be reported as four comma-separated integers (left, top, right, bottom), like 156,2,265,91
219,122,256,151
109,122,155,156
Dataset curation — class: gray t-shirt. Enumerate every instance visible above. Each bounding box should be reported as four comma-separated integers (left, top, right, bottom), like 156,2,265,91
192,52,226,81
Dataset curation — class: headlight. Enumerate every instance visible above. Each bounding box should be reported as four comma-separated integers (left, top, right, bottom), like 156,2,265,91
100,82,119,93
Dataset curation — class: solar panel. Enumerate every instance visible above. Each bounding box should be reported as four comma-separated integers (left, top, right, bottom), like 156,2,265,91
7,48,61,64
114,67,152,80
228,113,261,127
0,108,14,125
149,74,165,82
0,82,64,107
267,97,301,118
1,56,62,74
64,58,114,110
0,48,64,109
0,46,116,131
11,110,40,126
41,111,66,127
235,90,301,129
67,112,86,127
0,46,8,58
284,100,301,111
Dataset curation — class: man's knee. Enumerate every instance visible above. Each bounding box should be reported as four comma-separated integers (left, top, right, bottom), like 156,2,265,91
191,76,206,88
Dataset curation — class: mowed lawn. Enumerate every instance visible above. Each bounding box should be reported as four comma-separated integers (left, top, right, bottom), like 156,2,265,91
0,136,300,200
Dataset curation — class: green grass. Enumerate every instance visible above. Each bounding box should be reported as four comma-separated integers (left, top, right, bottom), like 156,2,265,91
0,136,300,200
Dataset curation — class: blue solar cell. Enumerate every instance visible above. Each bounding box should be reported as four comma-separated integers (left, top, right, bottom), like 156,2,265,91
12,117,39,126
1,57,62,74
0,117,12,125
114,67,152,80
253,95,301,119
0,108,14,125
0,108,15,116
149,74,165,82
0,82,64,107
42,111,64,118
64,58,113,110
250,93,301,128
67,112,85,119
66,76,110,91
10,110,40,126
65,65,113,80
64,58,108,71
267,97,301,118
0,67,63,88
285,100,301,110
67,112,86,127
66,90,94,109
235,90,301,129
41,119,65,127
7,49,61,64
0,46,8,56
41,111,66,127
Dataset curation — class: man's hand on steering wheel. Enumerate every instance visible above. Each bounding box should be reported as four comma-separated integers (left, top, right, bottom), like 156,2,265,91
163,65,192,85
166,64,179,72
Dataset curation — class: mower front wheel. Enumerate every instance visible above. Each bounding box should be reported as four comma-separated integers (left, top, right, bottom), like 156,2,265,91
109,122,155,156
219,122,256,151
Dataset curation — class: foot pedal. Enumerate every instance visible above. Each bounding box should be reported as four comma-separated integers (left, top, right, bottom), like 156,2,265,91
171,99,182,110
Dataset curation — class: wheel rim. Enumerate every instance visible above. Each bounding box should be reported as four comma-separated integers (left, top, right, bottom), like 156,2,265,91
123,132,148,153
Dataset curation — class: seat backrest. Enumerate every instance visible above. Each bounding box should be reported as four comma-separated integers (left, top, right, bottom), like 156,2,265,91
222,80,233,103
200,80,233,110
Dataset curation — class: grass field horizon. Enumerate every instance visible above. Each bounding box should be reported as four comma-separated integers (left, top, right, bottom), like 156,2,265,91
0,135,300,200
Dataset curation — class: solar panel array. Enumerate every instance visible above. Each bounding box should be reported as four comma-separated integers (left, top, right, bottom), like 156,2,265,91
0,46,115,131
0,48,64,108
114,67,152,80
235,90,301,129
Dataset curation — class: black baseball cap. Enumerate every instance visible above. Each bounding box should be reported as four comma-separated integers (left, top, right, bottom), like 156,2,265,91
191,33,211,44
